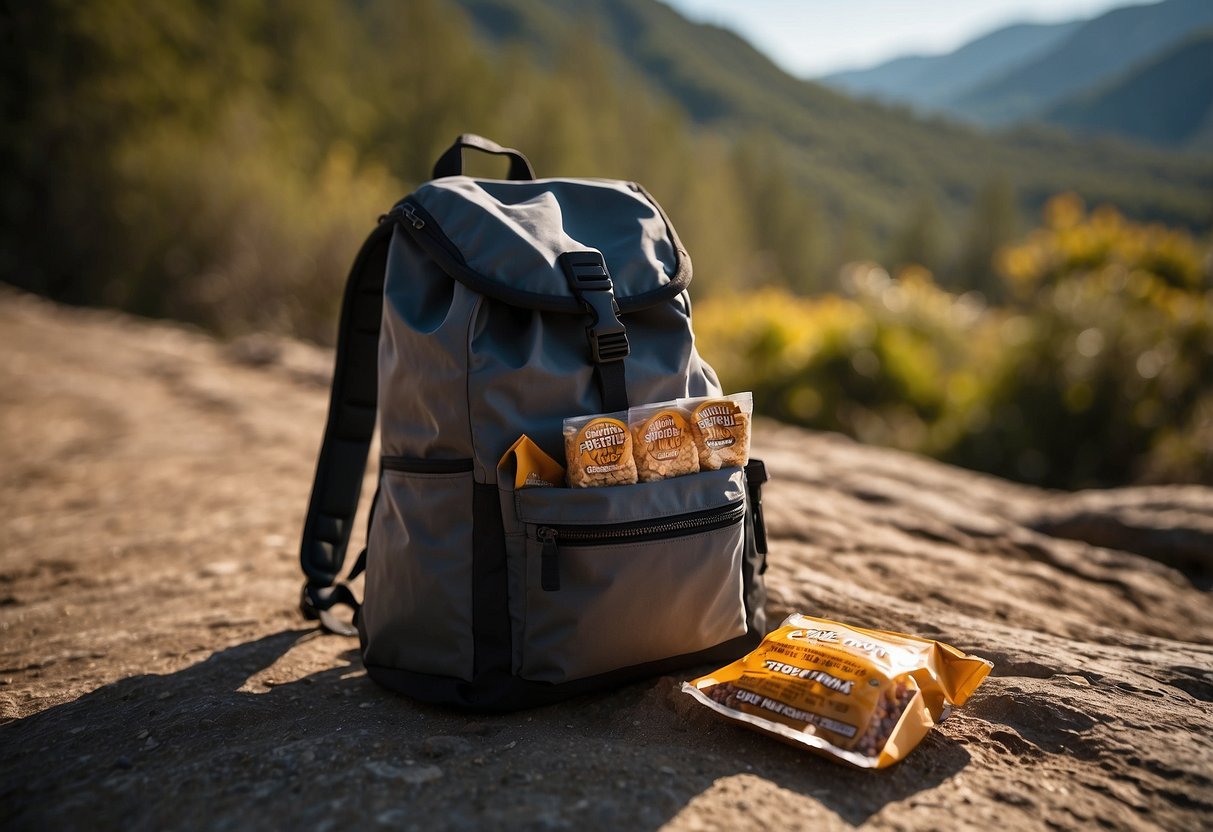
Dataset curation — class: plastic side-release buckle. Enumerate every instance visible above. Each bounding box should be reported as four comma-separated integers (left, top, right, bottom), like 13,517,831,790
560,251,630,364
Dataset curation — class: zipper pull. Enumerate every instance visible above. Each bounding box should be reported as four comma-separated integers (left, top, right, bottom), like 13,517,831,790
538,527,561,592
401,204,425,230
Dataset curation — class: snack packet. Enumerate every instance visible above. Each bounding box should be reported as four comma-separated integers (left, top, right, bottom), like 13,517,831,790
498,434,566,489
682,613,992,769
629,401,699,482
563,411,638,488
684,392,753,471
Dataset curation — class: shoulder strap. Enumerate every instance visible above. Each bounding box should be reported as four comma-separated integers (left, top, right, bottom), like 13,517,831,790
298,218,394,631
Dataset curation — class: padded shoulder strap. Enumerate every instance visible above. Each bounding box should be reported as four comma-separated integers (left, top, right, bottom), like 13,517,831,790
299,219,394,614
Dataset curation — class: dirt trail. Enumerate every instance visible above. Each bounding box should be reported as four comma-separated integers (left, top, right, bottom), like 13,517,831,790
1,290,1210,830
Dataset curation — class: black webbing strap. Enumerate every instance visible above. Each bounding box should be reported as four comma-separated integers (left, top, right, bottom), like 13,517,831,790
596,358,628,414
432,134,536,181
745,459,770,564
299,218,394,633
560,251,630,413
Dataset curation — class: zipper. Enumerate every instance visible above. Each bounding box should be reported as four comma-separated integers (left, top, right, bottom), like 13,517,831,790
390,199,467,266
380,455,473,474
400,203,426,229
536,501,746,592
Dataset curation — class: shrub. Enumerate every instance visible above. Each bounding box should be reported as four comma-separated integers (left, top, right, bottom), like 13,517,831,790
696,195,1213,487
695,264,1009,458
112,100,400,343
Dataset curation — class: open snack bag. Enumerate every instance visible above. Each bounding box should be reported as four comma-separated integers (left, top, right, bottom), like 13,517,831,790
683,613,992,768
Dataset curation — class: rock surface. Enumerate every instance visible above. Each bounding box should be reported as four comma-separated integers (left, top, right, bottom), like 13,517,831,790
1,290,1210,830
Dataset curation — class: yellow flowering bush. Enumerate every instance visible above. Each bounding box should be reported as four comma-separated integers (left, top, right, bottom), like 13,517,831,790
696,265,1011,459
696,195,1213,487
978,194,1212,485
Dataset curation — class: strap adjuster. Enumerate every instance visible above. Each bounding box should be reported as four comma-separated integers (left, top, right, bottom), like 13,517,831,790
561,251,630,364
301,582,360,637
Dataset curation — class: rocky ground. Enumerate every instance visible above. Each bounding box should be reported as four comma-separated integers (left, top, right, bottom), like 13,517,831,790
1,289,1210,830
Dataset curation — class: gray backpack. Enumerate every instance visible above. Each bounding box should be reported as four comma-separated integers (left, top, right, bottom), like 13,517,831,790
300,135,768,710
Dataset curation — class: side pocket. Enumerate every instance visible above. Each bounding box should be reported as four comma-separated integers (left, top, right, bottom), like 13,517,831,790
514,468,749,684
361,459,475,681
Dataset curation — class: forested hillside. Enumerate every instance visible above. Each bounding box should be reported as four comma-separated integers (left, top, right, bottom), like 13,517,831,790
454,0,1212,259
823,0,1213,148
1043,29,1213,149
4,0,1212,334
2,0,786,333
954,0,1213,125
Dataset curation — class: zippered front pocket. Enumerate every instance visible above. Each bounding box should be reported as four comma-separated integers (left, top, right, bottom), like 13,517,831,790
508,467,750,684
535,501,747,591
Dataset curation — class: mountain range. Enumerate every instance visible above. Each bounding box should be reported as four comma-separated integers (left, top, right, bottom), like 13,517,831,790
453,0,1212,241
1045,28,1213,149
825,20,1082,113
823,0,1213,149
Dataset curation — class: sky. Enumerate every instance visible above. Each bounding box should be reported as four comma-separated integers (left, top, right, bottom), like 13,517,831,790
659,0,1158,77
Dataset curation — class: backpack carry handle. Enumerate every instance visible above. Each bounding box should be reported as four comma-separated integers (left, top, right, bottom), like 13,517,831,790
432,134,536,181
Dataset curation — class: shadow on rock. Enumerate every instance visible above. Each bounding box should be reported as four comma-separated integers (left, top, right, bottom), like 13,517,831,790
0,633,973,830
784,731,971,826
665,704,972,826
0,630,374,828
544,674,974,829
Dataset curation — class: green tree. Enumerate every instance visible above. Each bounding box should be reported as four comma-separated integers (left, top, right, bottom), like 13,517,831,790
730,133,824,293
955,174,1019,299
888,193,945,275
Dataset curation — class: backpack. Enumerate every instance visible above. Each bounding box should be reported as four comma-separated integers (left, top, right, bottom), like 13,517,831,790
299,134,769,711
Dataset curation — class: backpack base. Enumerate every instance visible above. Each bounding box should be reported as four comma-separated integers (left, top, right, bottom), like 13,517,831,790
360,631,764,712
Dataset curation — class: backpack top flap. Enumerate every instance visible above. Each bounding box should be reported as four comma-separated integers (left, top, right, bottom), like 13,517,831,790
399,176,692,312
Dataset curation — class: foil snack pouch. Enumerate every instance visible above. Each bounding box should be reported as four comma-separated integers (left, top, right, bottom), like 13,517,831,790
498,434,566,489
563,412,638,488
682,613,992,768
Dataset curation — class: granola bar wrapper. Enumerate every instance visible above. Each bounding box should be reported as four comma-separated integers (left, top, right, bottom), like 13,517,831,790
683,392,753,471
682,613,992,769
629,401,699,482
563,412,638,488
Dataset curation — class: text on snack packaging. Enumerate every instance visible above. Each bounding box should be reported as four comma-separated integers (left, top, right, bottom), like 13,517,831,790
787,628,890,660
764,660,855,695
578,424,626,454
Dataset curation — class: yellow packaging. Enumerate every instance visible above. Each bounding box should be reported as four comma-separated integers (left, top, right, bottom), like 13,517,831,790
498,435,566,489
563,412,638,488
682,613,992,768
